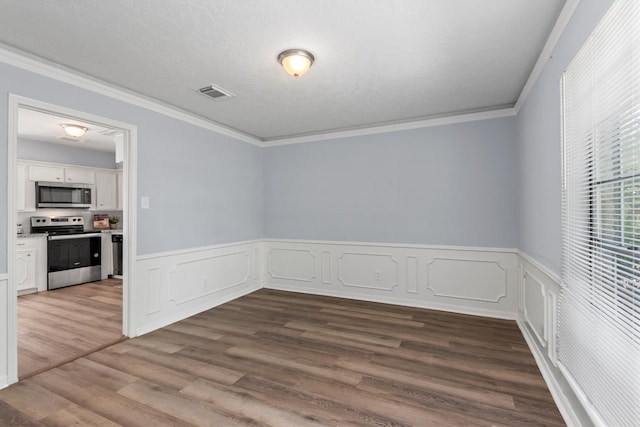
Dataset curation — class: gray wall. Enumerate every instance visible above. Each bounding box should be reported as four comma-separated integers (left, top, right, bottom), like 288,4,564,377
517,0,615,275
264,117,518,248
0,60,264,273
18,138,120,169
0,0,613,275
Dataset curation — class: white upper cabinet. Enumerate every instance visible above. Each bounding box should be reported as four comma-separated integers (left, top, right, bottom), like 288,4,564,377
27,164,95,184
116,170,123,210
18,160,121,213
16,162,36,212
64,167,95,184
95,171,117,210
28,164,64,182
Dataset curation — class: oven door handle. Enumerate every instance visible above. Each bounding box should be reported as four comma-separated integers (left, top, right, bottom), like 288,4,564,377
48,233,103,241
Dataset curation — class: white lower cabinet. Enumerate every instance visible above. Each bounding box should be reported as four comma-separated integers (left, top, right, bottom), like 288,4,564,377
16,249,36,292
16,237,47,294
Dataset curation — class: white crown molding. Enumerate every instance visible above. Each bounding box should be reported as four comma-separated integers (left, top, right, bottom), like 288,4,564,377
514,0,582,112
517,319,582,427
0,44,263,147
263,108,517,147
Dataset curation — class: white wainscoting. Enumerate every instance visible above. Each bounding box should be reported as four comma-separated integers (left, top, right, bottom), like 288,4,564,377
0,274,8,388
517,252,586,427
133,240,262,336
265,240,519,319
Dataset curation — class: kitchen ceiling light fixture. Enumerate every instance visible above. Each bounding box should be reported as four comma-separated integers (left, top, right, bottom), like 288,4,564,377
61,124,88,138
278,49,314,78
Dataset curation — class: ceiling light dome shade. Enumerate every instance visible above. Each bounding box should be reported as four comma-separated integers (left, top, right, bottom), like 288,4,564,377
61,124,88,138
278,49,314,77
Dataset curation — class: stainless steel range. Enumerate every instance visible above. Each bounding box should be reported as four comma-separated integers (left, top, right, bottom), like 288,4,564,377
31,216,102,290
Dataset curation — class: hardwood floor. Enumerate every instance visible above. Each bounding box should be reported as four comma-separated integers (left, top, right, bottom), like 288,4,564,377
1,289,565,426
18,278,124,380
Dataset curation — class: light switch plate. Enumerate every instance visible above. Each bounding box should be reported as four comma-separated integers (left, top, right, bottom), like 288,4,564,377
141,196,150,209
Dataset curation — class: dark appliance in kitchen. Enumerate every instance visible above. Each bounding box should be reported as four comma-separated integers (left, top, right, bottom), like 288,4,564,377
36,182,92,208
111,233,123,277
31,216,102,290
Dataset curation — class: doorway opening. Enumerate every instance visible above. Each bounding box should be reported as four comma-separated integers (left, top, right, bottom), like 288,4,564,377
6,95,137,384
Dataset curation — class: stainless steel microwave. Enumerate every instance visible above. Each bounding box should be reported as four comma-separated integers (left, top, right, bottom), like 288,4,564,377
36,182,92,208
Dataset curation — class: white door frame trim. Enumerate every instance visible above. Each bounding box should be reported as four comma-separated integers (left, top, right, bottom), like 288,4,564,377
5,94,138,385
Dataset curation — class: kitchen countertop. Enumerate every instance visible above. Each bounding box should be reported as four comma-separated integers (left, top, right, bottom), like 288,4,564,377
17,233,47,239
99,229,123,234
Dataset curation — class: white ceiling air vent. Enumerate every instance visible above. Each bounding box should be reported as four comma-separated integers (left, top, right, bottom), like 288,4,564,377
197,84,235,101
57,136,84,142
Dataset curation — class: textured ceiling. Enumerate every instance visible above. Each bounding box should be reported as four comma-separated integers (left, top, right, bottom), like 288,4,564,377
0,0,566,142
18,108,117,153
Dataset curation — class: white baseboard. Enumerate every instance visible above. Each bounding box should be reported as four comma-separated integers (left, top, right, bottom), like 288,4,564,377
135,283,261,336
263,239,519,319
132,240,263,337
264,282,516,319
518,319,582,427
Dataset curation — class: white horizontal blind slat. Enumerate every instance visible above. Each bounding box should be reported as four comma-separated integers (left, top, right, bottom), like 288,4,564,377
560,0,640,426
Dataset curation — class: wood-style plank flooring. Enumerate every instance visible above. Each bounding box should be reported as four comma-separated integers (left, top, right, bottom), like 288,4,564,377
18,278,124,380
2,289,565,426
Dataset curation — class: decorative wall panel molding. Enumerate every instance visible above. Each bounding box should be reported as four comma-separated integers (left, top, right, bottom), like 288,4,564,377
168,251,250,305
427,258,507,302
516,251,582,427
0,275,7,389
145,267,161,315
321,251,332,284
523,270,547,347
264,240,519,319
517,251,562,363
252,248,261,280
547,291,559,366
268,248,316,282
518,264,525,312
406,256,418,294
337,253,398,291
134,240,262,336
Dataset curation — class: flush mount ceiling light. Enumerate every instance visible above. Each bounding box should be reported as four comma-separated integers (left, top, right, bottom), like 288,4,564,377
278,49,314,78
61,124,88,138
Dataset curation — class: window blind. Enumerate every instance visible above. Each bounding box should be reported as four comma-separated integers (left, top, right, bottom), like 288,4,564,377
560,0,640,426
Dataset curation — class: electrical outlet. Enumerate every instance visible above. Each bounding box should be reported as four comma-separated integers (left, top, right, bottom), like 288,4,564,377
375,271,381,280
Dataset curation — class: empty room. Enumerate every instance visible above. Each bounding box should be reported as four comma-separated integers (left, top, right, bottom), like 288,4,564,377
0,0,637,426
